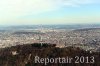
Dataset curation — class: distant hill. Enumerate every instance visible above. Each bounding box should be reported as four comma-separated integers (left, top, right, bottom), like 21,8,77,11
73,28,100,32
1,24,100,30
13,31,44,35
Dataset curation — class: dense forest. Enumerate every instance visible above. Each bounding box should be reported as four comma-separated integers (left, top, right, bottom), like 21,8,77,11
0,43,100,66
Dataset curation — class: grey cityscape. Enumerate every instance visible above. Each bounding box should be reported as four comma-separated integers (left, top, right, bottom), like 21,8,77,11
0,25,100,52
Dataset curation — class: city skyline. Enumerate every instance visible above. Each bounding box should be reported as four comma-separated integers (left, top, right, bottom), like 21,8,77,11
0,0,100,25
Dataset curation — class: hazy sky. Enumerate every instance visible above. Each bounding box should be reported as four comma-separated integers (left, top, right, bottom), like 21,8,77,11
0,0,100,25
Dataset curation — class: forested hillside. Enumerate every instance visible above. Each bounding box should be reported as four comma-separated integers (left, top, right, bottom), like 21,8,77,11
0,43,100,66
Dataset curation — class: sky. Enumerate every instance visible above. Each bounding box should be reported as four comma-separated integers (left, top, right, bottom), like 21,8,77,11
0,0,100,25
